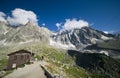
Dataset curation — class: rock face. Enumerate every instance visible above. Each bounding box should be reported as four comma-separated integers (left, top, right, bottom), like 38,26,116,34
0,21,52,46
52,27,114,49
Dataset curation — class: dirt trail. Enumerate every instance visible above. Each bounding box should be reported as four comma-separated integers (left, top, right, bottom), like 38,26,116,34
4,61,46,78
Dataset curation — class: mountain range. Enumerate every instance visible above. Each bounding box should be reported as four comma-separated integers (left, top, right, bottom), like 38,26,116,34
0,21,120,57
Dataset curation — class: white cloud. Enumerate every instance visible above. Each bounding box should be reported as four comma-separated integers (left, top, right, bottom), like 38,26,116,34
7,8,38,26
0,12,7,22
103,31,109,34
56,23,62,30
56,23,61,27
42,23,46,26
56,18,89,31
63,18,89,30
103,31,115,34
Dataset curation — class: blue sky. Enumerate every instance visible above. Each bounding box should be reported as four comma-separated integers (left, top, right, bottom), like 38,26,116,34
0,0,120,32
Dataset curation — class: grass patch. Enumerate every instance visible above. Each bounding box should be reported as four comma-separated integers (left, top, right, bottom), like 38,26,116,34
65,66,90,78
0,59,8,71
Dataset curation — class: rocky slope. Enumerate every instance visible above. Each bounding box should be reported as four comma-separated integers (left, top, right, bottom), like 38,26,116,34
52,27,114,49
0,21,52,46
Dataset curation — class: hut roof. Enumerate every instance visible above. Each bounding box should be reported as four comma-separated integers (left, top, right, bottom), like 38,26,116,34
8,49,34,56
